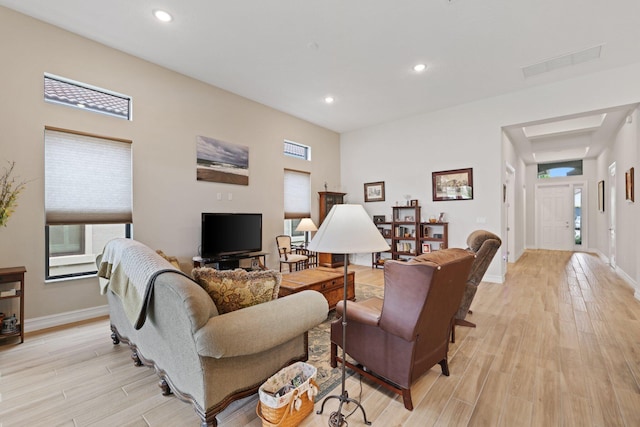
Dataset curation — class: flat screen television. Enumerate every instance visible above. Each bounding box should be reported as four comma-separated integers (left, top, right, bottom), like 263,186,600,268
201,213,262,258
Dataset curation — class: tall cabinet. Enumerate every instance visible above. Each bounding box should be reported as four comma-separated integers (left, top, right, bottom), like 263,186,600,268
318,191,346,268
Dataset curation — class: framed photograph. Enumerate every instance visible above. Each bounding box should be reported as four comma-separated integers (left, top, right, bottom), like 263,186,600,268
625,167,634,202
383,228,391,237
364,181,385,202
432,168,473,201
373,215,386,223
421,243,431,253
404,216,414,222
410,199,419,207
598,180,605,212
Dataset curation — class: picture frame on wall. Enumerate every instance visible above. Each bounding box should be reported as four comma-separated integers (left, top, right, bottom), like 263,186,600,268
432,168,473,201
364,181,385,202
625,167,634,202
598,180,605,212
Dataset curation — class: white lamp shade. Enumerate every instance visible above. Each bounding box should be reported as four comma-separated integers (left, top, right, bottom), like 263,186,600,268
307,204,390,254
295,217,318,232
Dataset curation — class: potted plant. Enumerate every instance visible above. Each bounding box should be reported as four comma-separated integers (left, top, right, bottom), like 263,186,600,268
0,161,27,227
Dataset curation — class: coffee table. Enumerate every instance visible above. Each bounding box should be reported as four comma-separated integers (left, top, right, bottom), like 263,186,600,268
279,267,355,309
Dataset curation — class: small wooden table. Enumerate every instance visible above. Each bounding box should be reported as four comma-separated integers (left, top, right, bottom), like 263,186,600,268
279,267,355,310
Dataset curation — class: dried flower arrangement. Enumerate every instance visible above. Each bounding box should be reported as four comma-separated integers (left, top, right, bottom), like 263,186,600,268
0,161,27,227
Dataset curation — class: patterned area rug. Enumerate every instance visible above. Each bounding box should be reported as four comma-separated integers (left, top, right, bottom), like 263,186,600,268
307,282,383,400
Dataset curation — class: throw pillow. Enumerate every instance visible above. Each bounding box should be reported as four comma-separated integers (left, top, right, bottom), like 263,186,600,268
192,268,281,314
156,249,181,270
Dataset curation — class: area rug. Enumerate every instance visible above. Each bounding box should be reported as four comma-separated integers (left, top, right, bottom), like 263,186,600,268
307,282,383,400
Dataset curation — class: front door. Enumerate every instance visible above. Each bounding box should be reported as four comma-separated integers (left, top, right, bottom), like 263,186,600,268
537,184,573,250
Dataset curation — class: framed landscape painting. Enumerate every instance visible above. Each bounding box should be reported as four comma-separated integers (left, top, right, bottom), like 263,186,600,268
432,168,473,201
196,135,249,185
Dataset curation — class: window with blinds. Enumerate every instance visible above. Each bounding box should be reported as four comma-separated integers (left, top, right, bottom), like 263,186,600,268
44,127,132,280
284,169,311,244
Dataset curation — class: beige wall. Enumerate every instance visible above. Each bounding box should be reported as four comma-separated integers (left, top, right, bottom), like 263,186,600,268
0,7,340,322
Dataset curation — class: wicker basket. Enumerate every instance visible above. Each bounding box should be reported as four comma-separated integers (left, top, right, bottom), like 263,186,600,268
257,362,318,427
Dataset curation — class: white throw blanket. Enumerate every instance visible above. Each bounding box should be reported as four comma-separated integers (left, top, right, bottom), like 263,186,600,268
98,238,186,329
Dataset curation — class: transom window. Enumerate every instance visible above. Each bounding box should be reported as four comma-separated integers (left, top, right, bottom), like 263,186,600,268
44,73,132,120
284,140,311,160
537,160,583,178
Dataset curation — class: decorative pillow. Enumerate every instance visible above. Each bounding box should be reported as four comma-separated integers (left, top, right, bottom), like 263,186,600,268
191,268,281,314
156,249,181,270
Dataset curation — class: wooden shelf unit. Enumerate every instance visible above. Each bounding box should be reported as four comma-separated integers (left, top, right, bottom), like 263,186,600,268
372,206,449,266
0,266,26,344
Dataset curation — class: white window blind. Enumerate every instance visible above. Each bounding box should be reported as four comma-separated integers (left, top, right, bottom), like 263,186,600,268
45,128,132,225
284,169,310,219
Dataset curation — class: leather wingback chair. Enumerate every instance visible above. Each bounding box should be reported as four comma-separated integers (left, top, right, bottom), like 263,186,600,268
330,248,474,410
451,230,502,342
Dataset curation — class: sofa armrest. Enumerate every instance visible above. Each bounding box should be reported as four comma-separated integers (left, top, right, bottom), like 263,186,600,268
194,290,328,358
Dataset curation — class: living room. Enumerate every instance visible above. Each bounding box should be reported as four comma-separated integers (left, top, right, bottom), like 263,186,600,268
1,2,640,425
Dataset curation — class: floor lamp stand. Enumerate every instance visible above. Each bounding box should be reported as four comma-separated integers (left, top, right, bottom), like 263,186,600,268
317,255,371,426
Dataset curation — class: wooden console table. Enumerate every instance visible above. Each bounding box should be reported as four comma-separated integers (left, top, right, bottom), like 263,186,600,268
279,267,355,309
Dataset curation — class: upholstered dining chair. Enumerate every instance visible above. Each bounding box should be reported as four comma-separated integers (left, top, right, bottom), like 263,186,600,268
330,248,474,410
451,229,502,342
276,235,308,272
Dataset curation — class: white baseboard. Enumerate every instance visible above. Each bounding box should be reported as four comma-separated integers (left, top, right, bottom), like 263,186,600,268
24,305,109,333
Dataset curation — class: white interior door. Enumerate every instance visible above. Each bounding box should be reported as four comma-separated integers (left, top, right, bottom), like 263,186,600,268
609,162,616,268
537,184,573,250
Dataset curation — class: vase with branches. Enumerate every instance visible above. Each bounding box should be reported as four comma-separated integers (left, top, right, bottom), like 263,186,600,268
0,161,27,227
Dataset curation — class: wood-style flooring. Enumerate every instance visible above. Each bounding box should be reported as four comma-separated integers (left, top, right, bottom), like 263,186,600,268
1,250,639,426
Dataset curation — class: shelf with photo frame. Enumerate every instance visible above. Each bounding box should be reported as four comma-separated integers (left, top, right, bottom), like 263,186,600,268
372,217,393,268
391,206,421,261
420,222,449,252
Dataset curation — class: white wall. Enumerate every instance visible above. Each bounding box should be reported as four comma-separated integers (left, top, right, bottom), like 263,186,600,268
595,107,639,291
0,7,341,322
341,61,640,285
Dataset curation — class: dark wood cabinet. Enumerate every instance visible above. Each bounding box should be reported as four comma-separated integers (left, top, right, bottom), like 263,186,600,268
318,191,346,267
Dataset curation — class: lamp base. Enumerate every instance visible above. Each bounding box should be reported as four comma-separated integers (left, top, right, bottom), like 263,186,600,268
317,391,371,426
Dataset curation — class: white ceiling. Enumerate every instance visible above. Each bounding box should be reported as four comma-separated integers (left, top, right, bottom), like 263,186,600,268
2,0,640,161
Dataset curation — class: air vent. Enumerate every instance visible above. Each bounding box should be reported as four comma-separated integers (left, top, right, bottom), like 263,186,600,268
522,45,603,78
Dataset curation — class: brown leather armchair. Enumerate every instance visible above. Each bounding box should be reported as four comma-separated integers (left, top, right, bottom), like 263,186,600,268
451,230,502,342
330,248,474,410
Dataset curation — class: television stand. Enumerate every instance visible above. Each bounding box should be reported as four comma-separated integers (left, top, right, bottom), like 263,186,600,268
192,252,267,271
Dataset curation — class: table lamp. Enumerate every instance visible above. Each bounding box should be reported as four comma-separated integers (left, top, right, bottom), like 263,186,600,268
295,217,317,246
307,204,390,426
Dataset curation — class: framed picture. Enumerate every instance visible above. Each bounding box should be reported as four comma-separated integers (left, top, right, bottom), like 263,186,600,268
364,181,385,202
383,228,391,237
598,180,605,212
410,199,419,207
421,243,431,253
625,167,634,202
373,215,386,223
432,168,473,201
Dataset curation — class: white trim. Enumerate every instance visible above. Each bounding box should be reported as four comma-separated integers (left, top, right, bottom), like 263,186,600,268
24,305,109,333
482,274,504,284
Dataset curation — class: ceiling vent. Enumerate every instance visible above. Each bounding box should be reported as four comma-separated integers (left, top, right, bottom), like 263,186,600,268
522,45,603,78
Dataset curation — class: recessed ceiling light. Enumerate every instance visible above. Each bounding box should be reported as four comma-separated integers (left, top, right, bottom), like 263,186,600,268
413,63,427,72
324,96,335,104
153,9,173,22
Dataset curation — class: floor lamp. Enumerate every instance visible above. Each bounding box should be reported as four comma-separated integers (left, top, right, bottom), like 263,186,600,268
307,204,390,427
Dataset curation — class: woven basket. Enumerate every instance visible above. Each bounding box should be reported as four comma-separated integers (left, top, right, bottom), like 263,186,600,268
257,362,318,427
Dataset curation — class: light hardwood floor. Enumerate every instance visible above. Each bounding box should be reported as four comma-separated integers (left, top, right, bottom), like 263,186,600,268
1,250,639,426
